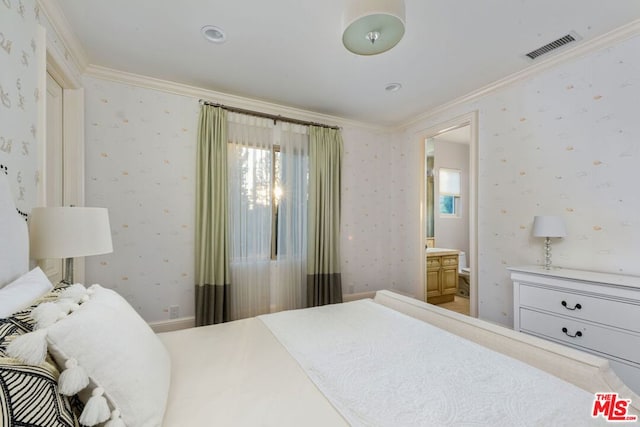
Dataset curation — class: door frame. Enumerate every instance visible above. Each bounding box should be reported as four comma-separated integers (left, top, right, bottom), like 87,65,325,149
418,111,479,317
40,71,64,282
41,30,86,282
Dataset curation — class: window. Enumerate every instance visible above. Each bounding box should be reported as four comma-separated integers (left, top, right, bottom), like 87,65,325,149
439,168,461,217
226,117,309,319
227,120,309,264
271,148,281,259
230,145,282,259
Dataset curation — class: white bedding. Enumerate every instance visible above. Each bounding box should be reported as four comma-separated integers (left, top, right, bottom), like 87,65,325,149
159,316,348,426
259,299,603,426
161,298,610,426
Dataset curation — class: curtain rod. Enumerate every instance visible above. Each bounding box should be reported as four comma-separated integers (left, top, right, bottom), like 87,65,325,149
199,100,340,130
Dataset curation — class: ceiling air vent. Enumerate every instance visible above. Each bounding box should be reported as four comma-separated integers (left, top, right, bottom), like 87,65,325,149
525,32,581,60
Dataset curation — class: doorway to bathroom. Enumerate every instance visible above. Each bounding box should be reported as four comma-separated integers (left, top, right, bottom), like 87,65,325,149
419,112,478,317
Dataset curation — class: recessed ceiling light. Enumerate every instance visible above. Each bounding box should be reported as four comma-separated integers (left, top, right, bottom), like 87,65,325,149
201,25,226,43
385,83,402,92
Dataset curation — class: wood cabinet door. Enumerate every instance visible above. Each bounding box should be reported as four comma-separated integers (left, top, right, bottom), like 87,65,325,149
426,269,441,298
441,267,458,295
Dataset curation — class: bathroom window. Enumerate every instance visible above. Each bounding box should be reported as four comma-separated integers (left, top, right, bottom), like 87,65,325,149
439,168,461,217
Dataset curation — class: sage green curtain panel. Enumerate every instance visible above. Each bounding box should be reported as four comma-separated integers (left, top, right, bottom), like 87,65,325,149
195,105,231,326
307,126,343,307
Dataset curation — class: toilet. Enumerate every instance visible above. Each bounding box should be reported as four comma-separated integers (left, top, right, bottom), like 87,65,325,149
458,251,470,298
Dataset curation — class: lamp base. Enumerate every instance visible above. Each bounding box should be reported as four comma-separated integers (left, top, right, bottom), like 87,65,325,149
543,237,552,270
62,257,74,284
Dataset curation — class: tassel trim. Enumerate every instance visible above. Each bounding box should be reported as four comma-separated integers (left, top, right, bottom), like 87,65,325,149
31,302,67,329
59,283,90,303
58,358,90,395
104,409,126,427
6,328,49,365
79,387,111,426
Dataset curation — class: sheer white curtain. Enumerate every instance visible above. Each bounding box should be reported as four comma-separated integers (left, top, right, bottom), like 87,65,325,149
227,113,273,320
272,123,308,312
227,114,309,320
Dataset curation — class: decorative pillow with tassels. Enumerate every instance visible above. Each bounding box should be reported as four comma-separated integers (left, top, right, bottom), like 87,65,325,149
1,282,81,427
7,284,171,427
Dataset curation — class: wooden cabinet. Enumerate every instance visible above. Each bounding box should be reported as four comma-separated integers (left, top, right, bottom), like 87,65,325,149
426,257,441,298
509,265,640,395
426,250,459,304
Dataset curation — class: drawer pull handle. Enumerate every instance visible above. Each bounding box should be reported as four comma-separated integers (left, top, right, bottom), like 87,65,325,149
562,327,582,338
561,301,582,310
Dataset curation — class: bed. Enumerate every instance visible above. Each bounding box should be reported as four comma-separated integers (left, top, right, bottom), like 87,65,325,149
1,171,638,427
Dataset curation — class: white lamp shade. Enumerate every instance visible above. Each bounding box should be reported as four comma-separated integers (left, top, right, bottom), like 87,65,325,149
29,207,113,259
343,0,406,55
532,215,567,238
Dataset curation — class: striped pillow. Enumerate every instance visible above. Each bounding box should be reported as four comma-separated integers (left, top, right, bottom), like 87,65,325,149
0,359,78,425
0,283,81,427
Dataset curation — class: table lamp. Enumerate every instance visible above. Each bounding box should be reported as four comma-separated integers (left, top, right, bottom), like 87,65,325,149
29,207,113,284
532,215,567,270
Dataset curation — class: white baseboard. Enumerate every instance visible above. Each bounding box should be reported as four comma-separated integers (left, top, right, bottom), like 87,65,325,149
149,316,195,333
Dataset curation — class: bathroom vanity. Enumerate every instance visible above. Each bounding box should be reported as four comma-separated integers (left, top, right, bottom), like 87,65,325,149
425,248,459,304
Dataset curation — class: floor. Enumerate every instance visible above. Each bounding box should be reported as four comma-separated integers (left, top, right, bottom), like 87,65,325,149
437,296,470,316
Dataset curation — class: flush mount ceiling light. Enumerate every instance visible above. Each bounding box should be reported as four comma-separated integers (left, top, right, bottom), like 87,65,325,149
342,0,406,55
201,25,226,43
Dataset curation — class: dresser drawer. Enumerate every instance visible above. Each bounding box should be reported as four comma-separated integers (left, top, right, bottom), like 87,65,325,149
520,308,640,365
519,284,640,333
426,258,441,269
441,255,458,267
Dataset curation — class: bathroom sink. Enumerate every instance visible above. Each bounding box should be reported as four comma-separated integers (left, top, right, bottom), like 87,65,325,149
426,247,459,254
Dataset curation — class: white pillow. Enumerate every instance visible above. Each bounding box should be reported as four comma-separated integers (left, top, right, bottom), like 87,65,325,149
0,267,53,317
45,285,171,427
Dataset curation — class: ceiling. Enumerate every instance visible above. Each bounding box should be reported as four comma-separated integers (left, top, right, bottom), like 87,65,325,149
56,0,640,127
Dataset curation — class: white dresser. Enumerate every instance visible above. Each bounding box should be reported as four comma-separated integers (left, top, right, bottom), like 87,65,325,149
509,265,640,395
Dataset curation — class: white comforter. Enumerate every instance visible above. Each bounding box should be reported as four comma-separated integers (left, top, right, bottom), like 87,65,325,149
161,298,607,426
259,299,604,426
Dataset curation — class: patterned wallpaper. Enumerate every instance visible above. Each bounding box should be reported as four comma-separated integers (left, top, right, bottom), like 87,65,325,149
83,76,393,321
394,34,640,326
83,33,640,325
0,0,43,213
341,127,394,294
83,77,200,322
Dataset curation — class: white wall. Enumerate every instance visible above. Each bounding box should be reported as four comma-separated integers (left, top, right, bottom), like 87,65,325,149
391,34,640,326
83,77,199,321
340,127,395,295
83,76,394,322
433,139,470,256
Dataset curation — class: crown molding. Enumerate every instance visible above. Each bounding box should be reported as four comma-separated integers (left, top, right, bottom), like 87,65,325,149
34,2,640,133
398,18,640,131
84,65,389,132
37,0,89,74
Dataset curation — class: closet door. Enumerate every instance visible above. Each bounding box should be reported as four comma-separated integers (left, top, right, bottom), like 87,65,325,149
39,72,64,283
